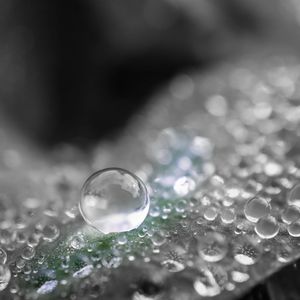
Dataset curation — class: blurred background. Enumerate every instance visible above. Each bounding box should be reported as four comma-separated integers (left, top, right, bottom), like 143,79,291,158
1,0,300,149
1,0,300,299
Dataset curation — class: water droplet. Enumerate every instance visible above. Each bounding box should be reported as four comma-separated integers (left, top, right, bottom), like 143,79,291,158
0,265,11,291
194,267,224,297
80,168,149,234
244,197,271,222
198,232,228,262
0,248,7,264
173,176,196,197
151,232,166,246
282,205,300,224
220,208,236,224
288,184,300,207
70,235,85,249
288,220,300,237
37,280,58,295
231,271,249,283
162,259,185,272
116,234,127,245
234,241,260,265
264,161,283,177
149,206,160,217
204,207,218,221
21,246,36,260
43,224,60,242
175,199,187,213
255,216,279,239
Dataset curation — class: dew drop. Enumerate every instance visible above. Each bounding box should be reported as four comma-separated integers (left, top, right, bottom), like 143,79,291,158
80,168,149,234
173,176,196,197
244,197,271,223
288,184,300,207
231,271,249,283
0,248,7,264
204,207,218,221
255,216,279,239
288,219,300,237
151,232,166,246
70,235,85,249
234,241,260,265
43,224,60,242
220,208,236,224
21,246,36,260
116,234,128,245
198,232,228,262
0,265,11,291
162,259,185,273
282,205,300,224
73,265,93,278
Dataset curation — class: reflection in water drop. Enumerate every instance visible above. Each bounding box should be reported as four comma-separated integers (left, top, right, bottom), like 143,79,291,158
255,216,279,239
231,271,250,283
244,197,271,223
204,207,218,221
198,232,228,262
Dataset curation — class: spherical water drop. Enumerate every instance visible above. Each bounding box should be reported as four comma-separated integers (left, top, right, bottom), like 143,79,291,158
204,207,218,221
288,220,300,237
79,168,149,234
220,208,236,224
43,224,60,242
151,232,166,246
198,232,228,262
0,265,11,291
70,235,85,249
116,234,127,245
175,199,187,213
282,205,300,224
244,197,271,223
21,246,36,260
255,216,279,239
288,184,300,207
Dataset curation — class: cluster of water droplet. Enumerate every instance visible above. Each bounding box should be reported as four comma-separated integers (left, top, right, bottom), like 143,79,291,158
2,55,300,299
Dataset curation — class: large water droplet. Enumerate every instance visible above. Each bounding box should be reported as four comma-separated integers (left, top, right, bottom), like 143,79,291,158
244,197,271,222
79,168,149,234
288,184,300,207
198,232,228,262
234,240,260,265
255,216,279,239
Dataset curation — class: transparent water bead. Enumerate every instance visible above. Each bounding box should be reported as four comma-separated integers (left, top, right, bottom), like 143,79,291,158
255,216,279,239
288,184,300,207
244,197,271,223
79,168,150,234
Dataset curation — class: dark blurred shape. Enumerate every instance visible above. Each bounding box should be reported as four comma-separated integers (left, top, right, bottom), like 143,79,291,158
0,0,271,148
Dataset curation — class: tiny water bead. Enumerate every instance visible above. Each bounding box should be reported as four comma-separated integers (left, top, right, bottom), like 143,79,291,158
79,168,150,234
244,197,271,223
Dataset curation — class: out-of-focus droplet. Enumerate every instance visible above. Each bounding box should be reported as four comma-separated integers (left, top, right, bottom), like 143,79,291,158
80,168,149,234
244,197,271,222
288,184,300,207
220,208,236,224
282,205,300,224
0,265,11,291
204,207,218,221
255,216,279,239
173,176,196,197
198,232,228,262
37,280,58,295
162,259,185,273
43,224,60,242
234,241,260,265
288,220,300,237
0,248,7,264
231,271,249,283
70,235,85,250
